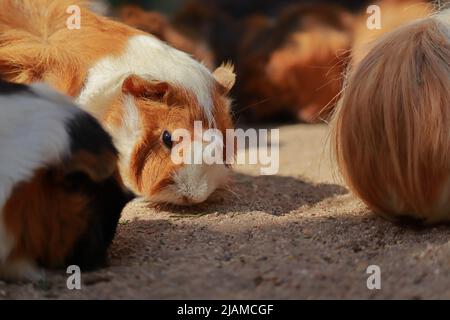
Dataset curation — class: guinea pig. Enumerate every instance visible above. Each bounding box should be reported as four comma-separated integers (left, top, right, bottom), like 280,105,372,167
0,80,132,281
117,5,215,70
0,0,236,206
331,9,450,223
235,4,353,123
172,0,241,68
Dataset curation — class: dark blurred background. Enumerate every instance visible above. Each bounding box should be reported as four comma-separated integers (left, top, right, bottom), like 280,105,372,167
109,0,370,15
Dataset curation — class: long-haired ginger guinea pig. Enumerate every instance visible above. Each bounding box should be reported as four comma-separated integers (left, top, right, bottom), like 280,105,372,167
0,80,132,281
331,10,450,223
236,4,353,123
0,0,236,206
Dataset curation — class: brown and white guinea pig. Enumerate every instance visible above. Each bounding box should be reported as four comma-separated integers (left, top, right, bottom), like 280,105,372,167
236,4,354,123
351,0,431,66
117,5,215,70
0,0,236,206
331,9,450,223
0,79,132,281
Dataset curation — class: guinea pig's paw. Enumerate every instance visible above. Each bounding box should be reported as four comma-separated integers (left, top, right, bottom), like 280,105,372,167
64,112,119,182
0,259,44,282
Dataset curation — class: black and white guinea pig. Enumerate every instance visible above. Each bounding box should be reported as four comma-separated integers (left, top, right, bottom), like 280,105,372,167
0,80,133,281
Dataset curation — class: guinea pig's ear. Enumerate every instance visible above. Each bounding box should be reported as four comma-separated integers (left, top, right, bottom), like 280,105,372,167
213,63,236,94
122,75,169,101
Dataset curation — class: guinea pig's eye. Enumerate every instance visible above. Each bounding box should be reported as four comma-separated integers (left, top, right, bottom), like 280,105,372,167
162,130,173,149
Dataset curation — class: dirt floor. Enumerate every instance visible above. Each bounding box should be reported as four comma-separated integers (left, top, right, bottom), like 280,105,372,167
1,124,450,299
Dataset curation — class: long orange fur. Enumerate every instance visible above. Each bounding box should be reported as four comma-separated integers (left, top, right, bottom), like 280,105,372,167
332,9,450,223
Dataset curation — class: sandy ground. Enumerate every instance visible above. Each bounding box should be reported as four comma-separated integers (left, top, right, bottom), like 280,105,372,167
1,123,449,299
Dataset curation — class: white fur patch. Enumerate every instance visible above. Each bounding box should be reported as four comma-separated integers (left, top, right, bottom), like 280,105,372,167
105,95,141,190
0,83,76,264
77,34,216,125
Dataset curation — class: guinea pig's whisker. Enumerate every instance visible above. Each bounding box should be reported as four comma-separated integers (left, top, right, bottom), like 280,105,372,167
218,185,240,200
233,98,271,116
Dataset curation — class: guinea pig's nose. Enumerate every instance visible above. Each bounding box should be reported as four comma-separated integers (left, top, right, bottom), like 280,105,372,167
182,193,208,205
171,162,231,205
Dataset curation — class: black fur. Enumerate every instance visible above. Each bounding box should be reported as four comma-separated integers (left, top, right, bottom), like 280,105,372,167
63,172,134,270
0,79,32,95
64,111,134,270
67,112,118,157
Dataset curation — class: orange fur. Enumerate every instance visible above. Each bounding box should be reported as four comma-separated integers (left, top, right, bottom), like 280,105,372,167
0,0,139,95
0,0,235,204
331,10,450,223
351,0,431,66
236,5,353,122
104,79,232,200
4,168,90,268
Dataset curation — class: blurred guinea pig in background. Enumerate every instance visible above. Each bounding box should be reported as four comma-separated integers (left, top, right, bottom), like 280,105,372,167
0,0,236,206
0,80,132,281
173,1,354,123
117,5,215,69
236,4,354,123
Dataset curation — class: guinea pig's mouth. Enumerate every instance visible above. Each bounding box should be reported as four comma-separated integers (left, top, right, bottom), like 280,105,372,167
147,164,231,206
